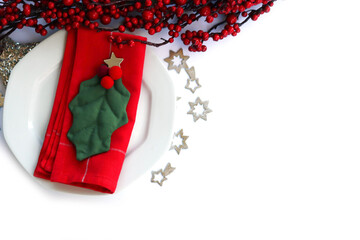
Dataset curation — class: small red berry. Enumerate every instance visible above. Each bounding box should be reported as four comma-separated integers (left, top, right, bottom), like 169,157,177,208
175,0,186,5
176,7,184,16
109,66,123,80
40,29,48,36
142,10,153,21
131,17,138,25
101,76,114,89
199,6,211,16
213,34,220,41
23,4,31,16
202,32,209,41
226,14,237,25
128,40,135,47
206,16,214,23
144,0,152,7
87,10,99,20
97,64,109,78
118,25,125,32
134,2,141,9
63,0,73,6
1,18,8,26
65,24,72,31
72,22,79,29
48,2,55,9
183,38,190,45
168,24,174,30
101,15,111,25
148,28,155,35
116,36,122,43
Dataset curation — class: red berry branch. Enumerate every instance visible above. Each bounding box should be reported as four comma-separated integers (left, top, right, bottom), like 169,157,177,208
0,0,276,52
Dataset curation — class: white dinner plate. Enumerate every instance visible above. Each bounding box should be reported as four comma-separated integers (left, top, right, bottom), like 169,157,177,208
3,30,175,194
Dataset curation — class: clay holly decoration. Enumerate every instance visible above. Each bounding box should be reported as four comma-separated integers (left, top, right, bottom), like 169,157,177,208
67,52,130,161
100,65,123,89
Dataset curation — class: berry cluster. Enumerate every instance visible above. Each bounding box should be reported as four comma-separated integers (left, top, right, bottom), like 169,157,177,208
0,0,276,52
98,64,122,89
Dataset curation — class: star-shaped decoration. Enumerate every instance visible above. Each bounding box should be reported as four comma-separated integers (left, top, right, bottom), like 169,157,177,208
151,163,176,186
187,97,212,122
185,78,201,93
185,66,201,93
0,92,4,107
185,66,196,79
151,169,167,186
170,129,189,154
0,37,38,86
104,52,124,68
164,48,189,73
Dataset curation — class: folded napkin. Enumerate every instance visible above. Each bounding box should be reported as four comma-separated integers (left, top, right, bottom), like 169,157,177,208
34,28,146,193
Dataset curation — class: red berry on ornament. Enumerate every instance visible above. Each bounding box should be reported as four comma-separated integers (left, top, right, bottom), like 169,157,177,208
109,66,123,80
101,76,114,89
97,64,109,78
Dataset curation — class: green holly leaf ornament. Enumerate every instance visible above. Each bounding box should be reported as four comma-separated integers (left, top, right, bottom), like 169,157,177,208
67,76,130,161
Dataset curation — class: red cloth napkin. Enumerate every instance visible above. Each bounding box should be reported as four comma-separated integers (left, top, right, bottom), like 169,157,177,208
34,28,147,193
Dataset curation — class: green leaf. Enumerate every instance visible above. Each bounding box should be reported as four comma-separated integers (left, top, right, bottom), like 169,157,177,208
67,75,130,161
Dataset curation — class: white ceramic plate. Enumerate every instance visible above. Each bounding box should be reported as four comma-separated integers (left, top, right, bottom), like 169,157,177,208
3,30,175,194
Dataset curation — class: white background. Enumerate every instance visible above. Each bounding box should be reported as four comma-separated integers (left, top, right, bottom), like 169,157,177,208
1,0,360,239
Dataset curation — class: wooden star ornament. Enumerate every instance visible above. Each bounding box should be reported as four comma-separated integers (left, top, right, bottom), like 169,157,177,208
185,66,196,79
151,163,176,186
185,66,201,93
187,97,212,122
104,52,124,68
151,169,166,186
170,129,189,154
164,48,189,73
185,78,201,94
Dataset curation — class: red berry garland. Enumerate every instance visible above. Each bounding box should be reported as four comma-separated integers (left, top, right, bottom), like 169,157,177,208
0,0,276,52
